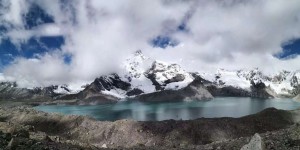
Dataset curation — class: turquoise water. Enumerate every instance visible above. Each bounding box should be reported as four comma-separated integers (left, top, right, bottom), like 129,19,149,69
34,97,300,121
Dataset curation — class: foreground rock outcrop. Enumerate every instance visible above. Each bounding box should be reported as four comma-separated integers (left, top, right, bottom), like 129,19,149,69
0,106,300,149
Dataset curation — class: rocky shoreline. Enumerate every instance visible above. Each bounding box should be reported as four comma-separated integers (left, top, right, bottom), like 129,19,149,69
0,105,300,149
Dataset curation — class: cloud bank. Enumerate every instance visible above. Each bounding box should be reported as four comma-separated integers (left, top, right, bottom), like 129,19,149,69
1,0,300,87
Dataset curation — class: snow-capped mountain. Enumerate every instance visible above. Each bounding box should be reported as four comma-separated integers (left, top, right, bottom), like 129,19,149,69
0,50,299,103
200,68,300,97
78,50,196,100
0,50,199,102
121,50,194,92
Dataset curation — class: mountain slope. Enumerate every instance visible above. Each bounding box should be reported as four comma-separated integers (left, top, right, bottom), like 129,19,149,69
132,77,213,102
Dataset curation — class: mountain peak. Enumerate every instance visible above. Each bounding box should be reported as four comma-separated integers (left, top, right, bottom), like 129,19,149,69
134,50,143,56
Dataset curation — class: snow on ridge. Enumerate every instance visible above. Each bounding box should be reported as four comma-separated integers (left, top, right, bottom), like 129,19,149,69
1,49,298,98
201,69,252,89
203,69,242,86
150,61,194,89
128,75,156,93
267,70,299,95
200,68,299,95
53,85,70,94
102,89,127,99
123,50,153,79
120,50,156,93
164,77,194,90
119,50,196,93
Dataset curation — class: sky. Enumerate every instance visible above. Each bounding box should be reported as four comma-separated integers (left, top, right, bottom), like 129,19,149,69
0,0,300,88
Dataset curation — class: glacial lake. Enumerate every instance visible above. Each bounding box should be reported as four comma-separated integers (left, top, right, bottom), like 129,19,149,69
35,97,300,121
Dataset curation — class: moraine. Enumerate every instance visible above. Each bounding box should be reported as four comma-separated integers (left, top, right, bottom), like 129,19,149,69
35,97,300,121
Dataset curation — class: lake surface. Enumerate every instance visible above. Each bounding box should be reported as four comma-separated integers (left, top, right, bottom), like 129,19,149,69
35,97,300,121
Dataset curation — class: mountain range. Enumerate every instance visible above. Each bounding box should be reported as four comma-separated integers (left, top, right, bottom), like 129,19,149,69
1,50,299,104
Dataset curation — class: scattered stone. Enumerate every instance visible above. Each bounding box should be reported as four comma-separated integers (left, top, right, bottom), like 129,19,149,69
101,143,107,148
6,138,17,150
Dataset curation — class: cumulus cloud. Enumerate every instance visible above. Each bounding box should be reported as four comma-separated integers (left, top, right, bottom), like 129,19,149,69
0,0,300,87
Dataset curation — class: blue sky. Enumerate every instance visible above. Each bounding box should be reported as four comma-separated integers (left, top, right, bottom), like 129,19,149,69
0,3,65,70
276,39,300,59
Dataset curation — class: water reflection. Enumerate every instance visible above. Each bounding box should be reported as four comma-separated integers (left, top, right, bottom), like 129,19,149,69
35,97,300,121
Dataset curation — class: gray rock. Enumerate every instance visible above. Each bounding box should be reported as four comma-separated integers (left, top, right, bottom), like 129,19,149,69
241,133,264,150
126,88,144,96
294,94,300,101
250,81,275,99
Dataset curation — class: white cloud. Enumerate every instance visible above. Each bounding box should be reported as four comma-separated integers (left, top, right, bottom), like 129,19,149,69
0,0,300,87
1,0,29,27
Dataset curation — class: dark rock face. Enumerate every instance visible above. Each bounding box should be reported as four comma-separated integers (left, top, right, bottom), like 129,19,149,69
250,81,275,99
126,88,144,96
250,81,266,89
76,83,119,102
74,74,131,102
94,74,131,91
205,80,275,99
61,73,147,104
207,85,250,97
144,61,192,91
291,75,300,95
164,74,185,84
77,96,118,105
133,77,213,102
144,72,163,91
293,85,300,96
68,74,134,105
291,74,299,87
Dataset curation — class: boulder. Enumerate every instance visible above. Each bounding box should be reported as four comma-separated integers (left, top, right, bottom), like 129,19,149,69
240,133,264,150
294,94,300,101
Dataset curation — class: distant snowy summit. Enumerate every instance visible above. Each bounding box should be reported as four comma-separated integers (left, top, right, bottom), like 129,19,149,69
0,50,299,104
201,68,300,98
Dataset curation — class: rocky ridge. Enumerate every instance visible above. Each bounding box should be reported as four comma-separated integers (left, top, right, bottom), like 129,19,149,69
0,82,73,101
